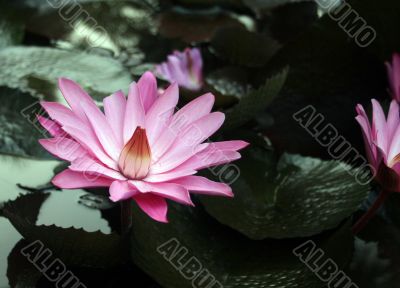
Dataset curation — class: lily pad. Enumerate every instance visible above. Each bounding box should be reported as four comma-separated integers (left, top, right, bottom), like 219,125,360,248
130,200,354,288
0,86,51,158
0,46,132,99
204,66,252,107
222,68,288,131
200,133,370,239
24,1,174,64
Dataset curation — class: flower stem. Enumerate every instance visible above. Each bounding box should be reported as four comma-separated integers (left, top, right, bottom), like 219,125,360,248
352,189,390,235
120,200,132,234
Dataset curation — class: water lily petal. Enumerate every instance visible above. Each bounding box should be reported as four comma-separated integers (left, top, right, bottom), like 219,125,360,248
69,156,126,180
109,180,137,202
37,116,64,137
170,176,233,197
138,71,158,112
153,112,225,173
103,90,126,147
133,193,168,223
62,125,118,170
131,181,193,206
151,93,215,161
372,99,389,154
58,78,96,120
52,169,113,189
145,83,179,146
123,82,145,144
39,137,87,162
174,150,241,172
81,99,120,160
144,169,197,183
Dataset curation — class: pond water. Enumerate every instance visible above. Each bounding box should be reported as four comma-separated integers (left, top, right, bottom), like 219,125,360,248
0,157,113,287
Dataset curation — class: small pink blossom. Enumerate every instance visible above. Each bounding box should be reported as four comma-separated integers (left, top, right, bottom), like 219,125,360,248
386,53,400,102
356,99,400,191
38,71,248,223
155,47,203,91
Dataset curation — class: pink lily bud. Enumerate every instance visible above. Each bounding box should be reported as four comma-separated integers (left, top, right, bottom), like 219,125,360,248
386,53,400,102
355,99,400,191
155,47,203,91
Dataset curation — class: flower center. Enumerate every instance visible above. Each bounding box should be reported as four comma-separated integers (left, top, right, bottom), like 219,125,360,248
118,127,151,180
389,152,400,168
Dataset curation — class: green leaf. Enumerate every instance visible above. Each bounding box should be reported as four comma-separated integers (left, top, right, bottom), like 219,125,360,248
24,1,174,64
222,68,288,131
0,87,50,159
200,133,370,239
0,46,132,99
210,26,281,67
2,193,128,269
130,201,354,288
204,66,252,107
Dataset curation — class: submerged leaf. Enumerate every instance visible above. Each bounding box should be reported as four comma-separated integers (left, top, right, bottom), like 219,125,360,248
0,46,132,99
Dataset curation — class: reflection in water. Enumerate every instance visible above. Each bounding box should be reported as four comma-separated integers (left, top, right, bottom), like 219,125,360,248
0,156,58,203
0,157,112,287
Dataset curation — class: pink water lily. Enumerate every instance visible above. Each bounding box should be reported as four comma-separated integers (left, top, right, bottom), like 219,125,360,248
38,71,248,223
155,47,203,91
354,99,400,233
386,53,400,102
356,99,400,189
